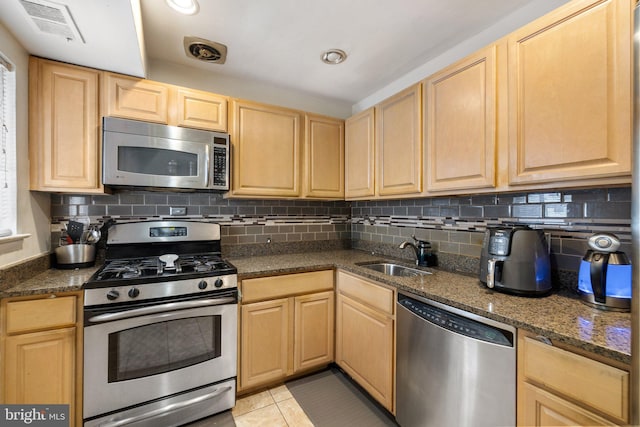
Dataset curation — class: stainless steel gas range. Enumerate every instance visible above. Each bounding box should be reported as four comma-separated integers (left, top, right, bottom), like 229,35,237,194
82,220,237,427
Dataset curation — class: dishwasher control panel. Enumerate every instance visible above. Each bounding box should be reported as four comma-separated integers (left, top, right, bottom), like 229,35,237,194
398,294,514,346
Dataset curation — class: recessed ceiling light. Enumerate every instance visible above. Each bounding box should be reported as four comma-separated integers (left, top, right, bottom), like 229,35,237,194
321,49,347,65
166,0,199,15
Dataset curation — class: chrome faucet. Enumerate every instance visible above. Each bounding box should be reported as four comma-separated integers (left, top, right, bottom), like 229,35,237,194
399,235,437,267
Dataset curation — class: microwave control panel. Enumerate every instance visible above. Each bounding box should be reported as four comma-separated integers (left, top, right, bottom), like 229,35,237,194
212,138,229,190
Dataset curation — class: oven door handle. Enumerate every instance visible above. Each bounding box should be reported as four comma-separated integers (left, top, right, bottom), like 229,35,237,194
98,386,233,427
87,297,236,323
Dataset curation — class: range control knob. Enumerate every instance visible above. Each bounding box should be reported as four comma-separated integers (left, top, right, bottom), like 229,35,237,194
128,288,140,298
198,280,208,290
214,278,224,288
106,289,120,301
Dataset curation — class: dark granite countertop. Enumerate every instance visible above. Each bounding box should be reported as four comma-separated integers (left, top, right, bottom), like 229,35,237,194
0,266,99,298
228,250,632,365
1,250,631,365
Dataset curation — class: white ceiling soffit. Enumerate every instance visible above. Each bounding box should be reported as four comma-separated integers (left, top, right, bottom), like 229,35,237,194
140,0,535,104
0,0,572,106
0,0,146,77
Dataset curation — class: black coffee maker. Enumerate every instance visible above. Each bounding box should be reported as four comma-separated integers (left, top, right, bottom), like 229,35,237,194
479,226,552,296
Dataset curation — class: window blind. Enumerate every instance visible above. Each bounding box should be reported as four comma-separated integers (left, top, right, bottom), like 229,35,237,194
0,54,16,238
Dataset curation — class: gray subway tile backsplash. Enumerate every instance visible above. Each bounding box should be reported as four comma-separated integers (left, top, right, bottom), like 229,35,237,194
584,201,631,219
512,204,543,218
51,187,630,278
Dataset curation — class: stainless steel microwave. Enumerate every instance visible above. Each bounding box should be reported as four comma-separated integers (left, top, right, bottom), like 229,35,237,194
102,117,230,190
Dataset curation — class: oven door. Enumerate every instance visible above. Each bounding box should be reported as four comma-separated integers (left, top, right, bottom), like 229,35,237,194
83,295,237,420
103,131,211,189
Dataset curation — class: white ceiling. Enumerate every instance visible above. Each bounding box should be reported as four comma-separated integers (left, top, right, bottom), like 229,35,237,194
0,0,554,107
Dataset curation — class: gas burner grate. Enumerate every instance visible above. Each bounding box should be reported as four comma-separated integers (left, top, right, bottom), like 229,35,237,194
92,254,232,282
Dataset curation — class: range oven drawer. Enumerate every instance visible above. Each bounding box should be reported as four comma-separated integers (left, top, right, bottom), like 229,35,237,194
83,296,237,421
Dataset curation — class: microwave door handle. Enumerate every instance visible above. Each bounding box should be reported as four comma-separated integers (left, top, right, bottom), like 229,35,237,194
99,386,233,427
87,297,235,323
205,145,211,186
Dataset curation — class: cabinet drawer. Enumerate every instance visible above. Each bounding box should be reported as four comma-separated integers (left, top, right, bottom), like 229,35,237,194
521,336,629,422
5,296,77,334
242,270,333,303
336,271,394,315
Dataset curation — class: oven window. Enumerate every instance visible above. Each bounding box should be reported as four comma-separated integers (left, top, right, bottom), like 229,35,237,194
108,316,221,382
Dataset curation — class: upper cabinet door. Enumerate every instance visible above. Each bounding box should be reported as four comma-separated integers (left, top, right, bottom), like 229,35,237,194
29,58,103,193
230,99,302,197
507,0,632,185
103,73,169,124
345,108,375,199
375,84,422,197
424,45,497,192
174,87,228,132
303,114,344,199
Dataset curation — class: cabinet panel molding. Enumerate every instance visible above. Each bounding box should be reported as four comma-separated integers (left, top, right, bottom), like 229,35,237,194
520,382,617,426
174,87,228,132
231,99,302,197
521,336,628,423
507,0,632,185
335,293,394,411
375,83,422,196
345,108,375,199
240,298,291,389
29,57,103,192
104,73,169,123
303,114,344,199
425,45,497,192
241,270,334,303
294,291,334,371
6,296,77,334
337,270,394,314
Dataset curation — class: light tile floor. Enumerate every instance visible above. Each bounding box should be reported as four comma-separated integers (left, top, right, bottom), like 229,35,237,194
231,384,314,427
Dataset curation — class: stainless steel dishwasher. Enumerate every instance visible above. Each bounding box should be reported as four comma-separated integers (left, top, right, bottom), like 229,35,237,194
396,291,516,427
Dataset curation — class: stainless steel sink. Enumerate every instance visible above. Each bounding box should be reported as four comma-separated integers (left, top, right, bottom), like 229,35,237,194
358,262,432,277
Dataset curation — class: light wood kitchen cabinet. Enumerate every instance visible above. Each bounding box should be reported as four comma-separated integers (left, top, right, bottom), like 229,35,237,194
375,83,422,197
230,99,302,198
103,73,169,124
174,86,227,132
303,114,344,199
424,45,497,192
345,107,375,199
239,270,334,391
506,0,632,186
335,270,395,412
1,293,83,427
293,291,334,372
517,332,629,426
29,57,104,193
103,73,228,132
240,297,290,389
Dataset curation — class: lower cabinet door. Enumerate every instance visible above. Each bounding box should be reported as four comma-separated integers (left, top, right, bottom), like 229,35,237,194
4,327,76,425
240,298,291,390
335,293,394,411
520,382,618,427
294,291,334,372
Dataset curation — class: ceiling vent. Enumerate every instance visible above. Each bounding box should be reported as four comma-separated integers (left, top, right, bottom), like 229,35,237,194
184,37,227,64
18,0,84,43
